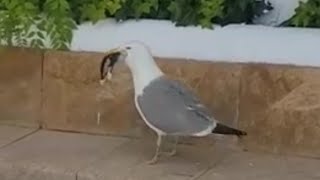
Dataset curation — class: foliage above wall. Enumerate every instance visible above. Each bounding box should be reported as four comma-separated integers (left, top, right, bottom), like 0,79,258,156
73,0,273,28
0,0,76,50
1,0,274,50
286,0,320,28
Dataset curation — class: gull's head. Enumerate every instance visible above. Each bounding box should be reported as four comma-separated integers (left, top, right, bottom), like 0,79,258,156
99,41,153,85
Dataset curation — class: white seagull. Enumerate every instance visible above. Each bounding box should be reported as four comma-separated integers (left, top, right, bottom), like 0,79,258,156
99,41,247,164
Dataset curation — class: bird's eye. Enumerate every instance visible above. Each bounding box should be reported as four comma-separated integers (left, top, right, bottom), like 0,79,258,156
126,46,131,50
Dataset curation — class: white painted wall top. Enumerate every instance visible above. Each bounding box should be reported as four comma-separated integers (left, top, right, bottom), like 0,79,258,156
71,18,320,67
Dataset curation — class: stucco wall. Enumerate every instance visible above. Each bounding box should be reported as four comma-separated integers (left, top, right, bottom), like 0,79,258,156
1,47,320,158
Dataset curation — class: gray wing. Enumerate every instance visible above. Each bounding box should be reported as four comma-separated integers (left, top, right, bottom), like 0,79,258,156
137,76,215,135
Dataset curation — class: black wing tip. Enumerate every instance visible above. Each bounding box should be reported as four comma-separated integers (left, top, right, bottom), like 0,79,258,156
212,123,247,137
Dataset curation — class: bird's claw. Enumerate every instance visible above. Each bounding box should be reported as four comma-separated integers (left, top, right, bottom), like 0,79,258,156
146,156,159,165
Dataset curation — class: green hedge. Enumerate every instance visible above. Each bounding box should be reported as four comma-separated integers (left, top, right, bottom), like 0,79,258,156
283,0,320,28
71,0,274,27
1,0,274,50
0,0,76,49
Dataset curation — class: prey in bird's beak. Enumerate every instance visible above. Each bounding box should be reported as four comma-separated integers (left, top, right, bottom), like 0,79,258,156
99,48,127,85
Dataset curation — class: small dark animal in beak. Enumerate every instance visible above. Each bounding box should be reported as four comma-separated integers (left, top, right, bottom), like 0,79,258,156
99,51,121,85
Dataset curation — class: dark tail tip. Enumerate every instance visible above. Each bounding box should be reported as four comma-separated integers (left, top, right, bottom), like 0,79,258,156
212,123,247,137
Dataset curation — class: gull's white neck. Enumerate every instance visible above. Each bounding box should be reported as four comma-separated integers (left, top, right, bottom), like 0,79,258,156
126,50,163,96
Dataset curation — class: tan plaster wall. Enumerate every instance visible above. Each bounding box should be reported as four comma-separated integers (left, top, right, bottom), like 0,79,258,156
1,47,320,157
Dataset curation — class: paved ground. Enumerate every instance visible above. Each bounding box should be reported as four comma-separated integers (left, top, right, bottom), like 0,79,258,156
0,125,319,180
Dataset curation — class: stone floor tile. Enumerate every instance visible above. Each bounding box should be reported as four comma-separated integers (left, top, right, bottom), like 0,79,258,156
0,130,129,180
0,126,37,148
198,151,320,180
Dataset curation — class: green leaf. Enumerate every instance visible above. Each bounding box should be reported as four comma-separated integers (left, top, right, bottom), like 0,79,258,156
36,38,45,47
37,20,46,31
168,0,199,26
105,0,122,15
27,31,35,38
59,43,68,50
22,39,27,46
198,0,224,28
34,15,42,22
167,1,182,22
30,38,37,47
59,0,70,10
50,0,59,10
80,3,106,23
65,18,77,30
7,0,19,9
37,31,45,39
24,2,35,11
199,19,212,28
130,0,159,18
64,29,73,43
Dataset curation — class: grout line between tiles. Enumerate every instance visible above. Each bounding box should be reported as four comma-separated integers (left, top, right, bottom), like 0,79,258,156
0,128,40,149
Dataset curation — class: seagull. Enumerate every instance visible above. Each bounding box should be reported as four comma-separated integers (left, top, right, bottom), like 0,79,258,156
99,41,247,164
